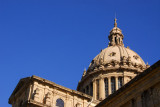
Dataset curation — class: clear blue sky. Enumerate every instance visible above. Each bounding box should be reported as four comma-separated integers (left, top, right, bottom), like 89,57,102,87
0,0,160,106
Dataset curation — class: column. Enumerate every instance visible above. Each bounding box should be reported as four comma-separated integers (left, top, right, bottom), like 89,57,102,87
93,80,97,100
108,77,111,95
115,76,118,90
99,78,105,100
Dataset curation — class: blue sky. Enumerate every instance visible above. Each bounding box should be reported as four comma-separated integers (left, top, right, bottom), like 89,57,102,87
0,0,160,106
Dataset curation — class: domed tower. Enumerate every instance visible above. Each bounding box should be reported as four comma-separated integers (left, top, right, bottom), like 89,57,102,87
77,18,149,101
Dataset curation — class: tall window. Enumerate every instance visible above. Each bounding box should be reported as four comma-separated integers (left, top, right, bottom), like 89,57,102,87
90,83,93,96
96,79,99,99
86,85,89,95
104,78,108,97
56,99,64,107
115,37,117,44
118,77,123,89
111,77,115,94
83,89,85,93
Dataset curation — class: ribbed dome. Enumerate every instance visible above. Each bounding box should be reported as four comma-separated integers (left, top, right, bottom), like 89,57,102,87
88,45,146,71
86,18,148,73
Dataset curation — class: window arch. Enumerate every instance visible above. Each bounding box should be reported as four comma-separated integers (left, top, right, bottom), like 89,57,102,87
118,77,123,89
115,37,117,44
104,78,108,97
56,98,64,107
96,79,99,99
86,85,89,95
90,82,93,96
111,77,116,94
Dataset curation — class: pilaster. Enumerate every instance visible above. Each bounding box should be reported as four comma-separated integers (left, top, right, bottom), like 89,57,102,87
108,77,111,95
115,76,118,90
99,78,105,100
93,80,97,100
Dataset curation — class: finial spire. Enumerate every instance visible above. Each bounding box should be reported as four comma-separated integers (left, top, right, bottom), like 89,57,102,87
114,12,117,27
82,68,86,77
114,17,117,27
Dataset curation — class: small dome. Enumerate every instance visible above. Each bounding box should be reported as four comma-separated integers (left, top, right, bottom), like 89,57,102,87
88,45,146,71
110,27,122,35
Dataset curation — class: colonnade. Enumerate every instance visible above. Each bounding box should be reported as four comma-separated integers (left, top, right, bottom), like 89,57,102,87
92,76,123,100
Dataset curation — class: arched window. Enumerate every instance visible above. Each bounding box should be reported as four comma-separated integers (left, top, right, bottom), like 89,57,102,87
56,99,64,107
115,37,117,44
118,77,123,89
96,79,99,99
111,77,115,94
86,85,89,95
90,83,93,96
104,78,108,97
83,89,85,93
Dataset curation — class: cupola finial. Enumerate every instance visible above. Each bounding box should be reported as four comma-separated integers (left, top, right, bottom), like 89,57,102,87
114,18,117,27
108,18,124,46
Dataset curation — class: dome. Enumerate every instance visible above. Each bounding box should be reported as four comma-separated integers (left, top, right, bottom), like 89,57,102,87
77,18,149,101
88,45,146,72
86,18,147,73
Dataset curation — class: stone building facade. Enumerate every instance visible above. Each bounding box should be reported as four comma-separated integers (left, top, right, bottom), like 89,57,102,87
9,19,159,107
9,75,98,107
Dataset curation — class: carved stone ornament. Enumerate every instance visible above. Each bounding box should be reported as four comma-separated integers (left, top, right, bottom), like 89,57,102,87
46,92,51,99
99,65,104,70
82,69,86,77
34,88,40,95
109,52,116,57
100,57,103,64
93,67,98,72
111,60,119,67
127,56,131,62
133,55,139,60
107,63,112,67
44,92,52,105
134,63,138,68
122,56,127,66
33,88,40,102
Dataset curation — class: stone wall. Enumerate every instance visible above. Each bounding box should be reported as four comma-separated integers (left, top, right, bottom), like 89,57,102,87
30,80,90,107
